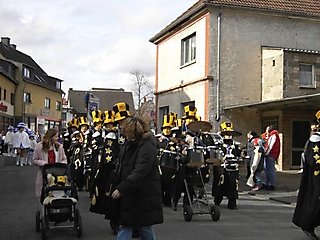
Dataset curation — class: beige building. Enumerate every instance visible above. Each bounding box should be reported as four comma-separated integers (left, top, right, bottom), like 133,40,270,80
0,37,64,135
150,0,320,170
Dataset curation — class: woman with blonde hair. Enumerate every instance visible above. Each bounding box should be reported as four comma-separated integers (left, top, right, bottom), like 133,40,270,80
111,115,163,240
33,128,67,198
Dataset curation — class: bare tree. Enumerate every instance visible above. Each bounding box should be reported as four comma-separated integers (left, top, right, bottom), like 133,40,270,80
130,69,154,114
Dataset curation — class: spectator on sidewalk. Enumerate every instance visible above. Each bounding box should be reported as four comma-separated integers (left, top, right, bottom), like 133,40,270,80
263,125,280,191
292,111,320,240
246,131,265,191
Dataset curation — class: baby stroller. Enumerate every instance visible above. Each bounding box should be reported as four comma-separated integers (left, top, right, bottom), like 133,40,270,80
35,163,82,240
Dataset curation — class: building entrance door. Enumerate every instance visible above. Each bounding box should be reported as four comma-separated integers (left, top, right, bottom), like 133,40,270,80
291,120,310,167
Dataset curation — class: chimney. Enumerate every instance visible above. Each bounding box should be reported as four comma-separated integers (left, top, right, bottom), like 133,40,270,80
10,44,16,49
1,37,10,46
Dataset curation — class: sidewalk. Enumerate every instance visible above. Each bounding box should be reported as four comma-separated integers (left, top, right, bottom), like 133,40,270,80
238,167,301,205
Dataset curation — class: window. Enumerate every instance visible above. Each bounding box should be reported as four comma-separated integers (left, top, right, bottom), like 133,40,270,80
10,93,14,105
56,81,61,89
23,67,30,78
181,33,196,66
159,106,169,129
56,101,61,111
24,92,31,103
3,89,6,100
0,87,1,100
299,64,315,87
44,98,51,108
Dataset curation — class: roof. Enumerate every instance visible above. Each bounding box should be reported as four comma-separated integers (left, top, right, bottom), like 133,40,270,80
68,88,135,115
0,59,19,84
224,93,320,111
0,39,63,94
150,0,320,43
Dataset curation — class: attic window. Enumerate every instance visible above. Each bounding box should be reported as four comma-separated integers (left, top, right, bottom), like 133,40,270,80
272,59,276,67
23,67,30,78
56,81,61,89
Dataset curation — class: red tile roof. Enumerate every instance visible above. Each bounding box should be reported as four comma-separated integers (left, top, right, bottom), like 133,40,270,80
205,0,320,17
150,0,320,42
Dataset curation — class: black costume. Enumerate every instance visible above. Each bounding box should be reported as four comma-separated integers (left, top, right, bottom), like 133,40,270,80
293,132,320,233
69,131,85,190
212,138,240,210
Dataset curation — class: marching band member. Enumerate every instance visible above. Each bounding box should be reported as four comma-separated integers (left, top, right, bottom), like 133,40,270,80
213,121,241,210
89,109,121,235
78,116,92,191
293,111,320,240
157,114,178,208
63,117,79,164
69,126,84,191
89,110,104,196
172,106,202,209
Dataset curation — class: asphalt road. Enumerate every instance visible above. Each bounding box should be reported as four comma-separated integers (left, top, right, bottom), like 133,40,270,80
0,164,315,240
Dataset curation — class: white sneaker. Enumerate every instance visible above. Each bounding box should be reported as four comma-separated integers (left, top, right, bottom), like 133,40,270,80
20,162,23,167
16,160,19,166
297,169,303,174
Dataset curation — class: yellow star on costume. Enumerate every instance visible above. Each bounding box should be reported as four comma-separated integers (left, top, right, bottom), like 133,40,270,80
314,154,320,161
105,148,112,154
105,155,112,162
170,146,175,151
314,171,320,176
313,145,319,153
107,140,113,146
118,136,125,143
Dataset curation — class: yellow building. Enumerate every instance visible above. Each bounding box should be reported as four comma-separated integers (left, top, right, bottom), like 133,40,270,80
0,59,17,131
0,37,64,135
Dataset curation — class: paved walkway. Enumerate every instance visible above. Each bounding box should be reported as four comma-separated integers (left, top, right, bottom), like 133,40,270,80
238,168,301,205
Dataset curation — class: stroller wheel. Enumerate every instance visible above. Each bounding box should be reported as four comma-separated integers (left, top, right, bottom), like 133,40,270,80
74,208,83,238
41,218,47,240
36,210,41,232
210,205,221,221
183,205,193,222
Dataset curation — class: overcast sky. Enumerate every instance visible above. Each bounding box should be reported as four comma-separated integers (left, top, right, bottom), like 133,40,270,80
0,0,197,94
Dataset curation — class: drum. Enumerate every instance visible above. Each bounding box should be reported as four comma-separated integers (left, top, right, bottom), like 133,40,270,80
223,155,239,172
159,150,178,183
159,150,178,169
186,146,205,167
185,165,210,186
205,146,223,165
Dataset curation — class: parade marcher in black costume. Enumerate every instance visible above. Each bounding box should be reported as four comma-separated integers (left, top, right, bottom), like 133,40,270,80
89,109,121,235
213,121,241,210
293,111,320,240
69,128,85,191
172,106,204,209
78,116,92,191
157,113,179,208
89,110,104,197
63,117,79,164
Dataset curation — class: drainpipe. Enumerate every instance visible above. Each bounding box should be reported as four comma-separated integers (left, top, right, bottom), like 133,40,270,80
215,12,221,121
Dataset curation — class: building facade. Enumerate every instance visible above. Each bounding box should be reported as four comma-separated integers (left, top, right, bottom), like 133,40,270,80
0,37,64,136
150,0,320,170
